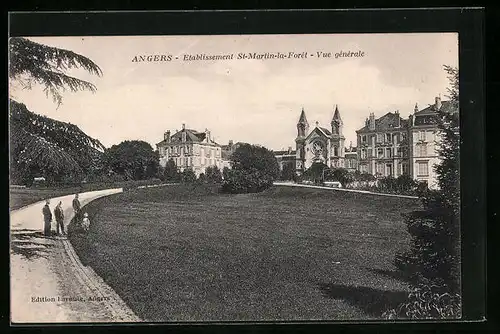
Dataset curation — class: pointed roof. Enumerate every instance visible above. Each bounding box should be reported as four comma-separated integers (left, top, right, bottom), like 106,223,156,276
332,105,342,124
298,107,309,125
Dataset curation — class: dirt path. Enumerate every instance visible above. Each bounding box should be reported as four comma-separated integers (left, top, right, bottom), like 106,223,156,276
10,189,142,323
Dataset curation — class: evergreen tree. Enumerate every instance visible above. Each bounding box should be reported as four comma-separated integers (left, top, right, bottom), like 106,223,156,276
9,37,103,185
387,65,461,319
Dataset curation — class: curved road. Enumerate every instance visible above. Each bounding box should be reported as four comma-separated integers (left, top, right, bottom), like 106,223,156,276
10,188,141,323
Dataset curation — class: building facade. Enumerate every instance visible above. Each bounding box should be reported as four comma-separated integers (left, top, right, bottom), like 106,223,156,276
295,105,347,175
356,111,409,178
355,96,450,189
274,146,296,172
156,124,229,176
407,96,451,189
344,143,358,172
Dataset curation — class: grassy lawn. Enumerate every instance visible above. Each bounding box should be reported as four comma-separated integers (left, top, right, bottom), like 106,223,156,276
10,187,82,211
69,184,422,322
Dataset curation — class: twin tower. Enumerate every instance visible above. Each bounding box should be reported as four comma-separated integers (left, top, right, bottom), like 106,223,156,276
294,105,345,174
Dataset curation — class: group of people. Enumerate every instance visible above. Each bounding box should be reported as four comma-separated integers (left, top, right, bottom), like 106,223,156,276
42,193,91,236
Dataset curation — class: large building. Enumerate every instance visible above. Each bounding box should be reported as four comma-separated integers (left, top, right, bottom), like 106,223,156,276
408,96,452,189
355,110,410,178
356,96,451,189
156,124,230,176
295,105,348,175
274,146,296,172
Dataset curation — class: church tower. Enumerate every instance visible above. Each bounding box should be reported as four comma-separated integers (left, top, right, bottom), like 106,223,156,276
295,108,309,175
330,105,346,168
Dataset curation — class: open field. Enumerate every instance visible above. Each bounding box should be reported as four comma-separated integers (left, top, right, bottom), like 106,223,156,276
69,184,422,322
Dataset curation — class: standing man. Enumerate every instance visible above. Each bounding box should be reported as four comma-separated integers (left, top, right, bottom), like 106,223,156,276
72,193,81,224
42,199,52,236
54,201,65,236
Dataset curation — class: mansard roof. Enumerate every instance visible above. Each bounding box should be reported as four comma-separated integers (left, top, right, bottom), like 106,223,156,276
356,112,408,133
157,128,219,146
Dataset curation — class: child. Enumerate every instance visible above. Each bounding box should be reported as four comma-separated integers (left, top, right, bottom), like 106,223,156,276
82,212,91,232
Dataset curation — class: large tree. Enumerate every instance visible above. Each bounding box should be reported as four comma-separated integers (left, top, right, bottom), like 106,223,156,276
103,141,159,181
222,143,279,193
9,37,102,106
387,65,461,319
9,37,103,185
9,100,105,185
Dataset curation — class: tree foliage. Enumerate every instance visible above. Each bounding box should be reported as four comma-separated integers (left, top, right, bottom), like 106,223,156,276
161,158,180,182
205,166,223,184
181,168,197,183
279,162,296,181
222,144,279,193
103,141,159,180
389,65,461,319
302,162,329,184
9,100,105,185
9,37,102,106
9,38,104,185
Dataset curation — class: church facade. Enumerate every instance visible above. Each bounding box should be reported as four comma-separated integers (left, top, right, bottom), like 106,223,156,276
295,106,347,175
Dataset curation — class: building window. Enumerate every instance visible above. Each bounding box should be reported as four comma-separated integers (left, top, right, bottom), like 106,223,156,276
377,163,384,175
361,135,367,143
403,163,409,175
360,164,368,173
386,133,392,143
360,149,366,159
386,148,392,158
417,161,429,176
377,148,384,158
401,133,407,142
386,164,393,177
419,144,428,157
333,146,338,156
377,133,384,143
420,131,426,141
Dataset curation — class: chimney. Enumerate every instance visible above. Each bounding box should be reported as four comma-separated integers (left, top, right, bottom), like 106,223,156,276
414,103,419,113
365,118,369,127
288,146,292,154
164,130,170,142
205,128,211,142
435,95,442,110
228,140,233,148
409,114,414,126
182,123,186,130
395,110,400,128
369,113,376,131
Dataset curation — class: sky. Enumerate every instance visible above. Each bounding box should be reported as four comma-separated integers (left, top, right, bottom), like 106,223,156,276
9,33,458,151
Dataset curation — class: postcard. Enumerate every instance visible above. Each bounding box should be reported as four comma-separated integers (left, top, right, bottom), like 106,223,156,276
9,31,465,323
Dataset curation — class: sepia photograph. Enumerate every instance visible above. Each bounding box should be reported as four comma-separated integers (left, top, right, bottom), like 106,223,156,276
9,32,462,323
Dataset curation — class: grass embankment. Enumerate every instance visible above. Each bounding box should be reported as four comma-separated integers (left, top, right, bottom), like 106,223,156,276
69,184,421,321
9,179,165,211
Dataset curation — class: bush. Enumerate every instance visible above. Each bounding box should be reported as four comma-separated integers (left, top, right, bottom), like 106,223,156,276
221,144,279,194
180,168,197,183
205,166,223,184
383,283,461,319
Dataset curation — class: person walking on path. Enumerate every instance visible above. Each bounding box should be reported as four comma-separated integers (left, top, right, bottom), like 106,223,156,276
72,193,81,224
42,200,52,236
54,201,65,236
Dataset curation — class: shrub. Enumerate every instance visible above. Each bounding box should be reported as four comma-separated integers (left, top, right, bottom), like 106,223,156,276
383,283,461,319
205,166,223,184
222,144,279,194
180,168,197,183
